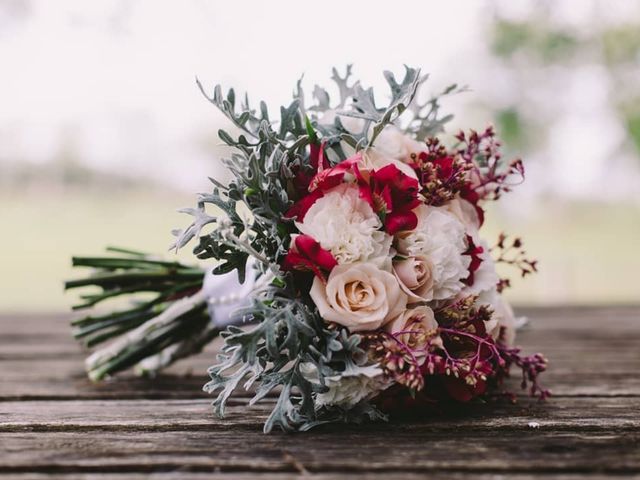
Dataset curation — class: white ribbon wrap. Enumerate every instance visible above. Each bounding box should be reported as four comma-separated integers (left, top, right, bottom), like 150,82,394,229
202,261,259,328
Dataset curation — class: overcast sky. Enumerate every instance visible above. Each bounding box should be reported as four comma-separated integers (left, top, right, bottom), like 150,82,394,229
1,0,639,199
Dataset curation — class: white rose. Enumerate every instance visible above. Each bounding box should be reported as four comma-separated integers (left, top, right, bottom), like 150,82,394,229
361,123,425,181
393,255,435,302
319,114,426,165
374,125,426,164
361,147,419,181
318,109,365,134
319,115,422,180
386,305,442,360
310,262,407,332
296,184,392,266
396,205,471,300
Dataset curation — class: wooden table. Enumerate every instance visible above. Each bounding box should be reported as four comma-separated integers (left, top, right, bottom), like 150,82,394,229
1,306,639,478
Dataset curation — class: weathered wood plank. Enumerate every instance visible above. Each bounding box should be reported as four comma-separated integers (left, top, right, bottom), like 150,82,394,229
1,424,639,474
1,351,638,398
0,361,638,399
1,308,639,477
3,306,639,350
1,307,639,399
4,328,638,362
0,473,637,480
0,432,637,474
1,397,638,432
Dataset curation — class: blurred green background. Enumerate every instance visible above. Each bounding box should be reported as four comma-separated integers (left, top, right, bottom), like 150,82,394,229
1,0,639,312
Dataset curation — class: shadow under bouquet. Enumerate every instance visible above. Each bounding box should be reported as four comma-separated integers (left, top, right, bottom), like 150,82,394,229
67,66,548,432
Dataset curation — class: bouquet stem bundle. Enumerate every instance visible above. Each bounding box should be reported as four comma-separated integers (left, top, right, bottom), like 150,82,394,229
65,247,217,380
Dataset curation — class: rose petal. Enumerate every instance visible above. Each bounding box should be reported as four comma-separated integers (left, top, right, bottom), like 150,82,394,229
385,211,418,235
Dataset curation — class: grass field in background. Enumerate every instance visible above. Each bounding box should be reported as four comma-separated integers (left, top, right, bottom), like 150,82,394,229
2,188,195,313
1,188,638,312
482,201,640,305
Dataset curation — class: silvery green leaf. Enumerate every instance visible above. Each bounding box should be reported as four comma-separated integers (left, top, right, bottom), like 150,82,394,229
331,64,355,107
171,207,217,251
294,75,306,117
405,82,468,139
218,129,235,146
312,84,331,111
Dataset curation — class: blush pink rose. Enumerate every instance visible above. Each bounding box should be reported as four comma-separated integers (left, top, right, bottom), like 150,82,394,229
385,305,442,360
393,255,435,302
310,262,407,332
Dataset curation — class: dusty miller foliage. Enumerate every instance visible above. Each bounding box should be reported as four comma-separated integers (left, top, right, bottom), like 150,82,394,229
172,66,462,432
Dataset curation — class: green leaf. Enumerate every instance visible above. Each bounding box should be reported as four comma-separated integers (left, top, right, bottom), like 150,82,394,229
305,115,318,144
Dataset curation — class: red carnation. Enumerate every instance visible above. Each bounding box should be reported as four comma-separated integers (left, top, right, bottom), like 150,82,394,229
357,164,421,235
284,189,324,222
309,154,361,193
281,234,337,280
285,141,332,221
286,154,361,221
309,141,330,171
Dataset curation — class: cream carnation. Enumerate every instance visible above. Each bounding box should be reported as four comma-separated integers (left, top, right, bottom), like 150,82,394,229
441,196,481,236
296,184,392,266
396,205,471,300
310,262,407,332
462,239,499,296
301,363,389,408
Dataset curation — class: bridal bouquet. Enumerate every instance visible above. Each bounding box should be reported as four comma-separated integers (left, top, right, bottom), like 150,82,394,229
67,66,548,432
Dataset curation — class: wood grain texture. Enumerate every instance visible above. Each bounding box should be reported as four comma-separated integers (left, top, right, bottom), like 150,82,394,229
0,306,639,477
3,475,639,480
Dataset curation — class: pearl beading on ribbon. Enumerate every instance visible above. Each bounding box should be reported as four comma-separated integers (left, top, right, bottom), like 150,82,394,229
201,258,267,328
208,293,242,305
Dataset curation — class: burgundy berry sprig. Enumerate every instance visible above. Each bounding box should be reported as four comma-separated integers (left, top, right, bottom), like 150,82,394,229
455,125,525,202
491,233,538,292
413,137,472,207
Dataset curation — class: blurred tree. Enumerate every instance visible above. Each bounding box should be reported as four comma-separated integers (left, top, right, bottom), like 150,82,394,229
602,24,640,65
491,19,578,63
482,2,640,197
